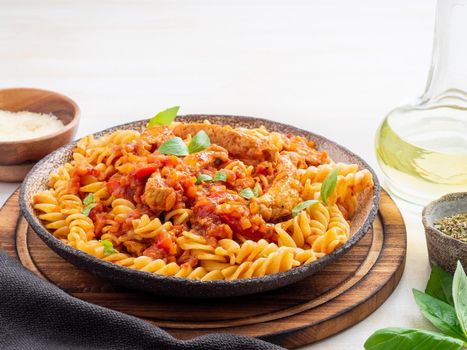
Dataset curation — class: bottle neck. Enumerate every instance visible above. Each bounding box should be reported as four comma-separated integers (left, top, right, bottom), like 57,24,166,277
421,0,467,105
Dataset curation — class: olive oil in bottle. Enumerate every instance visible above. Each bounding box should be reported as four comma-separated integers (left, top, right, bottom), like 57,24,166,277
375,0,467,205
376,104,467,205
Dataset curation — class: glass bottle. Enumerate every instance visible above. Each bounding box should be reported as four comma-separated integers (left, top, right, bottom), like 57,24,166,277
375,0,467,206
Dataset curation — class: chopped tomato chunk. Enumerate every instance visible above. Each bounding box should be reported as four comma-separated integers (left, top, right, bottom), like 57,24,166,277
134,165,158,178
156,231,176,254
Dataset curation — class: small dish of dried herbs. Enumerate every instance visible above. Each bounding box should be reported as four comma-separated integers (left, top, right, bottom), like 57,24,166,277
422,192,467,274
434,213,467,243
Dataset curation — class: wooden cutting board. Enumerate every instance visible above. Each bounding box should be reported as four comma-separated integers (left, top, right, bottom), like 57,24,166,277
0,189,406,349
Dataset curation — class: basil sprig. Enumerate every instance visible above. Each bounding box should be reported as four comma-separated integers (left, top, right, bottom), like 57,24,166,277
413,289,465,340
213,171,227,182
252,184,260,198
196,171,227,185
364,328,464,350
100,240,119,256
292,200,319,217
365,262,467,349
157,137,189,156
453,261,467,337
240,185,261,200
157,130,211,156
82,193,96,217
83,193,94,206
147,106,179,127
291,168,338,217
426,265,454,306
188,130,211,154
239,188,255,200
319,168,338,206
196,174,212,184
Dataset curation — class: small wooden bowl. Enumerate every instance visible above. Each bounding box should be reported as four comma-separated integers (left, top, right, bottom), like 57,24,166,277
422,192,467,273
0,88,80,182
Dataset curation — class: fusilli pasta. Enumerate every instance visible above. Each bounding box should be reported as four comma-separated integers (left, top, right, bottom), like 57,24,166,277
32,119,373,281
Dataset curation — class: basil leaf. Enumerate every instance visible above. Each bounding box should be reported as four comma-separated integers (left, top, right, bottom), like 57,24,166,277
453,261,467,337
157,137,188,156
213,171,227,182
364,327,464,350
83,203,96,217
240,188,254,199
319,168,338,206
413,289,466,340
252,184,260,198
100,239,119,256
292,200,319,217
196,174,212,184
426,265,454,306
147,106,179,127
188,130,211,154
83,193,95,206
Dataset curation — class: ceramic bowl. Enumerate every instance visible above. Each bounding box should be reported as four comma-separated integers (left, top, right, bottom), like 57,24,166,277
0,87,80,182
422,192,467,273
20,115,380,298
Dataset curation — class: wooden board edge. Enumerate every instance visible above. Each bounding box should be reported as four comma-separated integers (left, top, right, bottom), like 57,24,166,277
265,254,406,348
0,189,21,259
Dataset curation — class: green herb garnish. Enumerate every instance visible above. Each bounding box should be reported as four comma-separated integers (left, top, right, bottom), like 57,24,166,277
83,204,96,217
188,130,211,154
83,193,95,206
157,130,211,157
157,137,189,156
292,200,319,217
426,265,454,306
434,213,467,243
364,262,467,349
147,106,179,127
319,168,338,206
240,188,255,200
100,240,119,256
364,328,464,350
413,289,465,340
82,193,96,216
453,261,467,337
252,184,260,197
213,171,227,182
196,174,212,184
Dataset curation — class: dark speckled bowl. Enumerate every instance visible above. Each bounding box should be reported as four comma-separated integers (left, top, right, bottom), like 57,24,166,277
20,115,380,298
422,192,467,273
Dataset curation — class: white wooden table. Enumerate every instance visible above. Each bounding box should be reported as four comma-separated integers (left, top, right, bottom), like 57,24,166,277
0,1,439,348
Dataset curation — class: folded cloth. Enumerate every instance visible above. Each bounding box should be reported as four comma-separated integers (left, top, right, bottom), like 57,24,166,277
0,251,284,350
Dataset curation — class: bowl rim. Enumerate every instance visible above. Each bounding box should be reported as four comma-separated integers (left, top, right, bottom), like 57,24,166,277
19,114,381,289
422,191,467,247
0,87,80,145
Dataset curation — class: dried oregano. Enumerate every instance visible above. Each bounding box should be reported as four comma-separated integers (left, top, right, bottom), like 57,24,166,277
434,213,467,243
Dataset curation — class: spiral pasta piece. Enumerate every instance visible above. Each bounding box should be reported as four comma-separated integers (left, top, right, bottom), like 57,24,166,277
80,181,110,201
33,190,69,239
235,239,280,263
165,208,192,226
275,211,313,248
311,205,349,254
175,264,224,281
66,213,95,247
132,214,171,239
222,248,299,280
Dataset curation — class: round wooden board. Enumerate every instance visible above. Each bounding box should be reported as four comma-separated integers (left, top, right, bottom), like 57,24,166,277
0,189,406,349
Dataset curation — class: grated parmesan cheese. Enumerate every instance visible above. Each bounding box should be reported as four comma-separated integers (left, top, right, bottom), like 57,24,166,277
0,110,65,142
